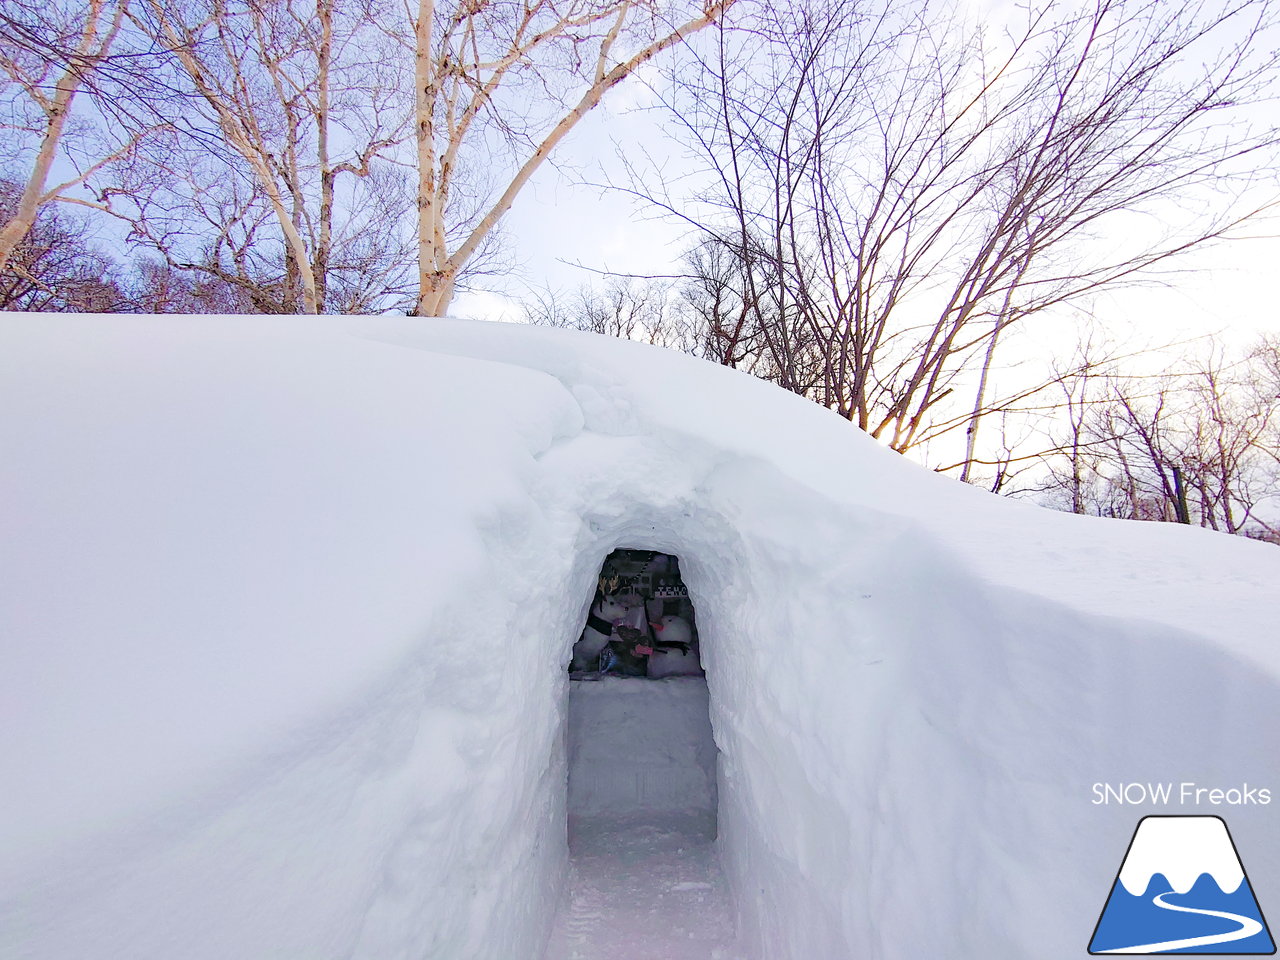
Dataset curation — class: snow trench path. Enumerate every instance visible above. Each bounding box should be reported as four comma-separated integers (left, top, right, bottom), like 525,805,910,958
547,678,743,959
543,812,743,960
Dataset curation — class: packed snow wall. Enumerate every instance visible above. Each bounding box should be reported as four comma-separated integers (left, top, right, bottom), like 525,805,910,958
567,678,716,818
3,314,1279,960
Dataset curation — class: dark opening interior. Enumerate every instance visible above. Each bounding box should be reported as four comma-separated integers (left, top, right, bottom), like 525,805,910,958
568,549,703,679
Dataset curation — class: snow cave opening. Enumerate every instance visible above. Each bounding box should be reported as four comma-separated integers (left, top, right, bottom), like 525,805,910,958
565,549,719,836
569,549,703,680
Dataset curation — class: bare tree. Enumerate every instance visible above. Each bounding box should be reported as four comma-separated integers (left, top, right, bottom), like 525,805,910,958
0,179,128,311
525,276,706,351
1038,340,1280,536
111,140,420,314
676,238,764,368
1180,349,1280,533
128,258,257,313
124,0,414,314
631,0,1280,476
406,0,737,316
0,0,150,272
7,0,736,317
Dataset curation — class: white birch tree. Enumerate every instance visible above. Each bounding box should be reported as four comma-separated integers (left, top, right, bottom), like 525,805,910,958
407,0,736,316
131,0,412,313
0,0,140,274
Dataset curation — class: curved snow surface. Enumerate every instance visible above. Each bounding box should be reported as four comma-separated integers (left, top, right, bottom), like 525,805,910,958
2,314,1279,960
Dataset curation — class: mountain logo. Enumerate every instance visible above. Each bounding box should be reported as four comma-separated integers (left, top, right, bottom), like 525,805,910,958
1089,815,1275,954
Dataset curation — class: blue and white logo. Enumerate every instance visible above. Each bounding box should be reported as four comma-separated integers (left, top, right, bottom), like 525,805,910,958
1089,815,1275,954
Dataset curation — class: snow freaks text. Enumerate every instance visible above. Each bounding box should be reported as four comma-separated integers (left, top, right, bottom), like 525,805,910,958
1092,783,1272,805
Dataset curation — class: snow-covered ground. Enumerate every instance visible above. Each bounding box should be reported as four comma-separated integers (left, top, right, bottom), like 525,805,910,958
2,313,1278,959
547,812,738,960
547,677,739,959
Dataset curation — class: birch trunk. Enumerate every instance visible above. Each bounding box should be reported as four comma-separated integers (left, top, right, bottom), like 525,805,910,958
315,0,333,313
413,0,442,316
0,0,122,274
411,0,734,317
959,253,1031,483
144,0,322,314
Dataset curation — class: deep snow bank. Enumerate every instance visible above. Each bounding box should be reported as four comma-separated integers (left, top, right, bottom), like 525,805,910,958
2,314,1278,959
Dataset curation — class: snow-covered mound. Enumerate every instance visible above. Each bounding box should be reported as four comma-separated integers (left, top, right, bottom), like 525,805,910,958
2,314,1278,959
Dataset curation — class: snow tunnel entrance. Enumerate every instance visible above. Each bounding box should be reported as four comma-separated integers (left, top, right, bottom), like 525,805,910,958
548,551,735,957
569,549,703,680
565,551,715,822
